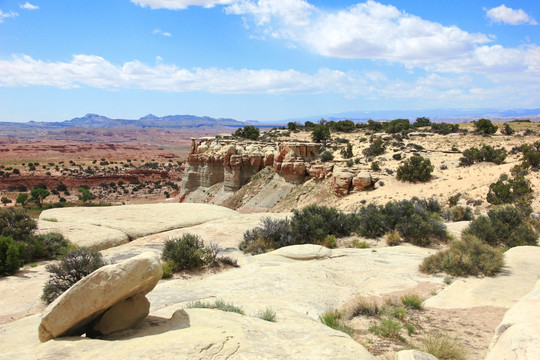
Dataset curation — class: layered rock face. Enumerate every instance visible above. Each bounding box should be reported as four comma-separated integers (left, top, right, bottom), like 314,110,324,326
181,137,376,197
181,138,322,194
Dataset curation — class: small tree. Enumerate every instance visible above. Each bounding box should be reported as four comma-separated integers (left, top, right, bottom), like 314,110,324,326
30,188,50,208
311,124,331,143
473,118,498,134
78,187,94,203
501,123,515,135
413,117,431,127
287,122,298,131
396,155,434,182
234,125,260,140
1,197,11,206
16,193,29,207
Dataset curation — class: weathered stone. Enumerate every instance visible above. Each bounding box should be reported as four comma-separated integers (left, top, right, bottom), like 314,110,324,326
92,293,150,336
485,279,540,360
272,244,332,260
38,252,162,342
394,350,437,360
352,172,372,191
332,170,354,196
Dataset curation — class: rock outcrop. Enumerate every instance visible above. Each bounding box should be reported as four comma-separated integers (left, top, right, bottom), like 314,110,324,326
38,252,162,341
181,137,376,198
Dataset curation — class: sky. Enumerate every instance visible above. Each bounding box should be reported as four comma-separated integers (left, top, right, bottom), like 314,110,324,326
0,0,539,122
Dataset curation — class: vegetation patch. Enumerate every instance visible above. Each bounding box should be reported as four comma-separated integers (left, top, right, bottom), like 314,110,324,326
396,155,434,182
162,233,220,272
459,145,507,166
187,299,245,315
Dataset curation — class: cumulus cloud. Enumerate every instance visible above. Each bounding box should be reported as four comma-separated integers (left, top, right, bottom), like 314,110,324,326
131,0,234,10
20,2,39,10
485,5,537,25
153,28,172,36
0,9,18,23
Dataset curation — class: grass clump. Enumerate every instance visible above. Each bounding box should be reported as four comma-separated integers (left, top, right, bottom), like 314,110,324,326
401,294,423,310
41,247,106,304
463,205,537,248
162,233,218,271
413,332,467,360
319,310,354,336
385,230,401,246
369,318,402,340
187,299,245,315
419,235,504,277
257,307,277,322
396,155,434,182
350,239,370,248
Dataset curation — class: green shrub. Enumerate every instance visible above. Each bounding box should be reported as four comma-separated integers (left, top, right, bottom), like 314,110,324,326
385,119,410,134
464,206,537,248
320,150,334,162
0,236,23,276
459,145,507,166
341,143,353,158
350,239,370,248
473,118,498,134
0,208,37,243
370,161,380,171
234,125,260,140
290,205,359,244
363,138,385,157
487,174,533,208
41,247,105,304
162,233,218,271
419,235,504,277
311,124,331,143
401,294,423,310
396,155,433,182
240,217,294,255
520,141,540,169
502,123,515,135
369,317,402,340
33,233,70,259
442,206,474,222
161,260,173,279
430,123,459,135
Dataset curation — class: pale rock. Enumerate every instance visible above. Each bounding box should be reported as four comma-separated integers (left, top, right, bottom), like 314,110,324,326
394,349,437,360
485,279,540,360
332,170,354,196
92,293,150,336
352,172,372,191
38,252,162,342
272,244,332,260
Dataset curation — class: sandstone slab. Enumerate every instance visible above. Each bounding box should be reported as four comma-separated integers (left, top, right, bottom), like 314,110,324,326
485,279,540,360
39,252,162,342
272,244,332,260
92,293,150,336
39,203,239,239
395,350,437,360
37,220,129,251
424,246,540,309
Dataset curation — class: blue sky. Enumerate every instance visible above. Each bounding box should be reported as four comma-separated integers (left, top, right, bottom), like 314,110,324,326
0,0,539,122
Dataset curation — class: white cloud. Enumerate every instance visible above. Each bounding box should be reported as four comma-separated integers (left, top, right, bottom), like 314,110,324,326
485,5,537,25
131,0,234,10
153,28,172,36
0,10,18,23
20,2,39,10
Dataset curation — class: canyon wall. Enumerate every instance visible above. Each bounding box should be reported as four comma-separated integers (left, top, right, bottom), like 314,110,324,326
181,137,377,197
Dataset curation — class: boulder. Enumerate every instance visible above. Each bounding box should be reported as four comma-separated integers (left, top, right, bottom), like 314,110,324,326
92,293,150,336
272,244,332,260
394,350,437,360
332,170,354,197
38,252,162,342
352,172,372,191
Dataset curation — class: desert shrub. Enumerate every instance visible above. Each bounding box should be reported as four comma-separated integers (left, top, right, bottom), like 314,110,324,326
370,161,380,171
363,138,385,157
414,332,467,360
41,247,106,304
357,199,447,246
473,118,498,134
413,117,431,127
385,119,410,134
442,206,474,222
311,124,331,143
385,230,401,246
161,261,173,279
396,155,433,182
501,123,515,135
240,217,294,255
234,125,259,140
0,236,23,276
459,145,507,166
392,153,402,160
320,150,334,162
0,208,37,243
487,174,533,209
419,235,504,277
520,141,540,169
33,233,70,259
430,122,459,135
290,205,360,244
324,235,337,249
341,143,353,158
464,206,537,248
401,294,423,310
162,234,219,271
349,239,370,248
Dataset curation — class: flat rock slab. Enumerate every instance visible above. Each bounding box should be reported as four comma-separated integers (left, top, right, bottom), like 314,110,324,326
39,252,162,342
424,246,540,309
272,244,332,260
1,309,376,360
485,279,540,360
39,203,239,240
37,220,129,251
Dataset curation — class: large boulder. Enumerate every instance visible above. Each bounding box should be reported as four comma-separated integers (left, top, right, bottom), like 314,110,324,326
38,252,162,342
352,172,372,191
332,170,354,197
